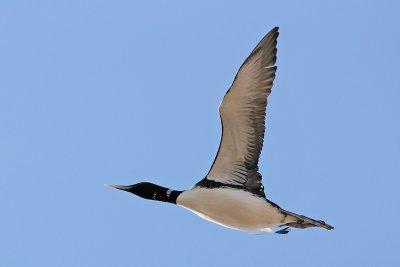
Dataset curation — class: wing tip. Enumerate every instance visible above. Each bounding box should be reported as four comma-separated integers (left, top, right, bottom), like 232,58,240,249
271,26,279,37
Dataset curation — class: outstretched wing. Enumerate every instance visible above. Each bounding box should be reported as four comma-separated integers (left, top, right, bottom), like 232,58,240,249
201,27,279,194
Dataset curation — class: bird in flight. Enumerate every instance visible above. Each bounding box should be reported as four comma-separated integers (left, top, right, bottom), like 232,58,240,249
108,27,333,234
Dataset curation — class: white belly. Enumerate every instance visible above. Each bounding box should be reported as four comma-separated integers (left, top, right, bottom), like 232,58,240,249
176,187,286,233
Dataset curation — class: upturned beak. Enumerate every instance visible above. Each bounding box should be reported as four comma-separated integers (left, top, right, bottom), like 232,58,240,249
105,184,132,192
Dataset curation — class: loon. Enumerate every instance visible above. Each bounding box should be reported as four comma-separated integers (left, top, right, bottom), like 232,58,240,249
108,27,334,234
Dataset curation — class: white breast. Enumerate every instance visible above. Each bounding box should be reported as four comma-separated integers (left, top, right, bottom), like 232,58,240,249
176,187,286,233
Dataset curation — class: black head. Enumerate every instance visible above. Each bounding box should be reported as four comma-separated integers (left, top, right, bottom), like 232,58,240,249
107,182,182,204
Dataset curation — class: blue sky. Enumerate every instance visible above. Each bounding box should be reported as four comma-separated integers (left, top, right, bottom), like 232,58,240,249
1,0,399,266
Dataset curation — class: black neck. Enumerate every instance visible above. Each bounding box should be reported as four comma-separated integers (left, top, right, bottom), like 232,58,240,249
126,182,183,204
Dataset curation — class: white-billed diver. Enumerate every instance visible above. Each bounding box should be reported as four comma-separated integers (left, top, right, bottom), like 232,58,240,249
108,27,334,234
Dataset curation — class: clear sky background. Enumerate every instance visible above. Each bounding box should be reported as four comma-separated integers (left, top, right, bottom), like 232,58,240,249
1,1,399,266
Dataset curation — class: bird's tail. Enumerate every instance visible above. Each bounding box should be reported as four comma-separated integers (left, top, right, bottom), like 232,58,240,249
281,209,334,230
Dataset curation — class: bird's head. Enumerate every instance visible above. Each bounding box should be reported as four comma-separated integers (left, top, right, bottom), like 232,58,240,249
107,182,182,203
107,182,161,200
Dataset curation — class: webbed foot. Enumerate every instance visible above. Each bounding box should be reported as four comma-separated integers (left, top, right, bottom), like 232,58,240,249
275,227,290,234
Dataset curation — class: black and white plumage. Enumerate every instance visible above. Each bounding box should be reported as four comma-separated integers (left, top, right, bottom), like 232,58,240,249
108,27,333,234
